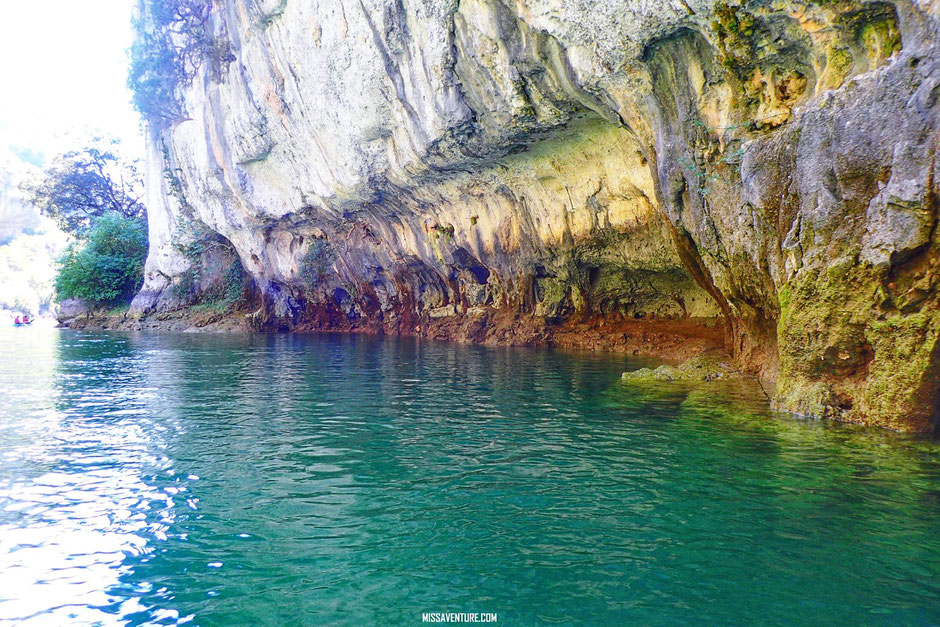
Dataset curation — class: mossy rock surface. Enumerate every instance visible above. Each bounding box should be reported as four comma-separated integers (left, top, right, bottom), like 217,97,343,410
622,353,739,383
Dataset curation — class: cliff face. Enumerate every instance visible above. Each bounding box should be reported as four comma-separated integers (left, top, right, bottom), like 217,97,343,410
132,0,940,431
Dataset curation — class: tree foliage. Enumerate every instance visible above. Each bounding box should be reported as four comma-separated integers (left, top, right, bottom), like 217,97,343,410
55,214,149,305
128,0,234,128
23,141,146,235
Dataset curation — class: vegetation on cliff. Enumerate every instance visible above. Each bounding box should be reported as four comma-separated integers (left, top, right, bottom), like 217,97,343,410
128,0,233,128
159,216,250,312
55,213,148,305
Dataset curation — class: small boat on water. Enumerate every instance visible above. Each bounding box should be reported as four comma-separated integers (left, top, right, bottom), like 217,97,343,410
11,315,33,327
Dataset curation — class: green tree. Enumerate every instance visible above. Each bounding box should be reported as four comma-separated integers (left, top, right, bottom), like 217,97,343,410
55,214,149,305
23,140,146,235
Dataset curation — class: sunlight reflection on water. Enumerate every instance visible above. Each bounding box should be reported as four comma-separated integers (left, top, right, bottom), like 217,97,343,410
0,330,187,624
0,328,937,625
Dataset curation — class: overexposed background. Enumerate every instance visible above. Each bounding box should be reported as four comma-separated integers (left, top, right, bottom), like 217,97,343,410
0,0,142,317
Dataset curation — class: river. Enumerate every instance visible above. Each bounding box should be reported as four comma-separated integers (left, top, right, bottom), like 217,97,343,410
0,329,937,624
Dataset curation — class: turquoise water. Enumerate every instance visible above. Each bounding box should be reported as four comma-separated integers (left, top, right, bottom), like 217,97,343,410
0,329,938,625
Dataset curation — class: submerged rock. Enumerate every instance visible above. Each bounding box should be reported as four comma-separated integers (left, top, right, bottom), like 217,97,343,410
622,354,739,383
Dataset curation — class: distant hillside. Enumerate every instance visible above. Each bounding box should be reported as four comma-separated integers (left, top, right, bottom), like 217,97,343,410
0,150,40,245
0,149,67,315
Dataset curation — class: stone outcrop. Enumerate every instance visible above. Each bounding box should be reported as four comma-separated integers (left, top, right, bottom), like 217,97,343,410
131,0,940,431
622,352,741,383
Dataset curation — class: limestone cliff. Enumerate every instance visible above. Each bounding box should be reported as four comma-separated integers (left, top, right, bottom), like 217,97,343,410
130,0,940,431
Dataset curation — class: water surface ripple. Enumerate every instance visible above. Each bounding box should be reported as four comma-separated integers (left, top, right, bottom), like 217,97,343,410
0,329,938,625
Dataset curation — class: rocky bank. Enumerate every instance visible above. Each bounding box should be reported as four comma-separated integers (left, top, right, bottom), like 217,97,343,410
125,0,940,431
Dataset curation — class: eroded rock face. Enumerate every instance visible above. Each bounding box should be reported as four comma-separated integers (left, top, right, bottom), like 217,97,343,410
132,0,940,431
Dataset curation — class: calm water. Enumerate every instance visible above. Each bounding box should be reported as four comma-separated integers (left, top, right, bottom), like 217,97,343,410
0,329,938,625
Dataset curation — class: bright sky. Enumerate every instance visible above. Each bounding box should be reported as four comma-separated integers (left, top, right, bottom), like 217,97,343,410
0,0,144,164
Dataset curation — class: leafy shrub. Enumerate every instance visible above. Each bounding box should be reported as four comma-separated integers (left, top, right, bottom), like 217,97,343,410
299,239,335,285
183,256,247,305
169,222,248,307
55,214,149,305
222,256,247,303
171,266,200,301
